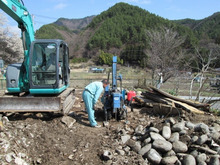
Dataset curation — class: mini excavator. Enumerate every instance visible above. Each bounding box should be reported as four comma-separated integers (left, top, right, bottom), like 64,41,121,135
0,0,75,114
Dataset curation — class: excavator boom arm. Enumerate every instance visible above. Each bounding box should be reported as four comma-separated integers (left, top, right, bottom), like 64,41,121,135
0,0,35,92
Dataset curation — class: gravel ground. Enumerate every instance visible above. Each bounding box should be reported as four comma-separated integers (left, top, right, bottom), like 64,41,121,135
0,89,219,165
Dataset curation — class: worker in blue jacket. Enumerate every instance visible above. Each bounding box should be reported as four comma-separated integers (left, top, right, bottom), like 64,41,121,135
82,79,109,127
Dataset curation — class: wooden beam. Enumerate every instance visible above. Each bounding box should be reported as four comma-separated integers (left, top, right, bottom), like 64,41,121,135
148,86,209,111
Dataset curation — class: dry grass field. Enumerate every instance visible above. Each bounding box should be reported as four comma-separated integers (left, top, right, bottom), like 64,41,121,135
0,64,219,99
70,65,220,98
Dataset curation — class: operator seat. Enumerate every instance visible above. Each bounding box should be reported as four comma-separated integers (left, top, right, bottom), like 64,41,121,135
46,53,56,71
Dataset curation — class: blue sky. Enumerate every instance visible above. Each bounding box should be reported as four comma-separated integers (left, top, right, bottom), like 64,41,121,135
1,0,220,33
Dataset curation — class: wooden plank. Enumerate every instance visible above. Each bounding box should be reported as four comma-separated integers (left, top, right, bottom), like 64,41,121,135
165,98,205,114
134,96,154,108
134,87,205,114
149,86,209,111
142,91,172,105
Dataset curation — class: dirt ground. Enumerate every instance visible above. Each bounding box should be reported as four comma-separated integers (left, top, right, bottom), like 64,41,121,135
0,89,219,165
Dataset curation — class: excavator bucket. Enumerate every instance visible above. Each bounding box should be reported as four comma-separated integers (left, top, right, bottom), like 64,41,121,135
0,88,75,115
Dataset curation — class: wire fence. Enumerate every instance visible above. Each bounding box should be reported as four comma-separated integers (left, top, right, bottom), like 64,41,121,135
0,78,141,90
0,77,219,97
69,78,142,89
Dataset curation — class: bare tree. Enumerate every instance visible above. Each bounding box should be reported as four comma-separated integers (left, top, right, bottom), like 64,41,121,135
145,26,186,88
0,12,23,64
188,43,220,100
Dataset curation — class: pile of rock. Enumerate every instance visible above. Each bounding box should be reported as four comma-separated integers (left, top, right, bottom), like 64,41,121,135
102,117,220,165
0,115,29,165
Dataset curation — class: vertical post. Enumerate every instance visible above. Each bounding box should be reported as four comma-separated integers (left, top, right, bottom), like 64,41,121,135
112,56,117,90
0,79,2,90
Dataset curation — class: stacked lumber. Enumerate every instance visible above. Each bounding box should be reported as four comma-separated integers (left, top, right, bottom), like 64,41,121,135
133,86,210,115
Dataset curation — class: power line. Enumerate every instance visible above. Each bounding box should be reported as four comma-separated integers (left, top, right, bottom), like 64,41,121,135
34,20,52,25
33,14,58,20
31,14,59,26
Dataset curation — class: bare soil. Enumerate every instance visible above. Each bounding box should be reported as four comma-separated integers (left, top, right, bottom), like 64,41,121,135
0,89,219,165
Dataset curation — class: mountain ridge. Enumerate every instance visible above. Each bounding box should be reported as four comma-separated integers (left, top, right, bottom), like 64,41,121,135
54,15,95,33
35,3,220,62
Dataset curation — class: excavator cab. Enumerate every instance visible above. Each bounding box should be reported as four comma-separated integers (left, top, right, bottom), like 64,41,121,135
29,39,70,94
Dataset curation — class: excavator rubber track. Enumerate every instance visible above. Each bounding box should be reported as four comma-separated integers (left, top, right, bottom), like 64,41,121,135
0,88,75,115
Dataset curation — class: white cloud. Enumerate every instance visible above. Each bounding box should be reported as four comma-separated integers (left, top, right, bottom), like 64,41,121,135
54,3,67,10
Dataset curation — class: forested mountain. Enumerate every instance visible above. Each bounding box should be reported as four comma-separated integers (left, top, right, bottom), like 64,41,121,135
35,2,219,67
174,12,220,44
35,16,93,57
87,3,196,50
35,3,196,59
54,16,95,33
35,16,95,39
35,24,68,40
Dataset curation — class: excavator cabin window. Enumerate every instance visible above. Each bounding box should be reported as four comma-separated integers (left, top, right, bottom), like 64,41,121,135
31,43,57,86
